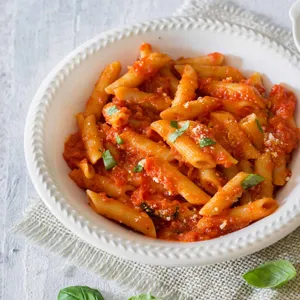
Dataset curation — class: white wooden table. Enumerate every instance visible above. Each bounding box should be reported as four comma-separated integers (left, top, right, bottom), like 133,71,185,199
0,0,296,299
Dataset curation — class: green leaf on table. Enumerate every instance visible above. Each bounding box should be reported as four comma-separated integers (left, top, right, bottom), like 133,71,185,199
241,174,264,190
242,260,297,288
199,137,216,148
128,294,161,300
102,149,117,170
58,286,104,300
168,121,190,143
106,105,119,116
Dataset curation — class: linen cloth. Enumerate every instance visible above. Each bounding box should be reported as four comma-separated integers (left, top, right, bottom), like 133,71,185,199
15,1,300,299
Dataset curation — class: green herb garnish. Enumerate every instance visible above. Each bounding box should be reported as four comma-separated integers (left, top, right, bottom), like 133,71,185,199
242,260,296,289
241,174,264,190
133,164,143,172
170,120,178,128
255,119,263,133
168,121,190,143
116,135,124,145
58,286,104,300
199,137,216,148
140,202,155,216
102,150,117,170
106,105,119,116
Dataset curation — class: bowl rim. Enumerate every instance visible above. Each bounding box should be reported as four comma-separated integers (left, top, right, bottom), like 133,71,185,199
24,15,300,266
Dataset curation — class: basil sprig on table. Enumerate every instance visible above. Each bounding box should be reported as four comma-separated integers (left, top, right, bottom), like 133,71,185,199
199,137,216,148
255,118,264,133
243,260,297,288
241,174,264,190
58,286,160,300
58,286,105,300
106,105,119,116
102,150,117,170
168,121,190,142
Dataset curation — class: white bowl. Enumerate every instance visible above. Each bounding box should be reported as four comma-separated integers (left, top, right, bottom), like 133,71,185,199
24,16,300,267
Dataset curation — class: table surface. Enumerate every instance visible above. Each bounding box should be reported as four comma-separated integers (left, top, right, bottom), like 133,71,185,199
0,0,296,299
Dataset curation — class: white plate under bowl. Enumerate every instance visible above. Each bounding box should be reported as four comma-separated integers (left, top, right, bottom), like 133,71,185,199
24,17,300,267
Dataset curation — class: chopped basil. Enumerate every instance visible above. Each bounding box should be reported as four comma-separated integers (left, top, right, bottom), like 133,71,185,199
58,286,104,300
116,135,124,145
106,105,119,116
102,150,117,170
140,202,155,216
241,174,264,190
133,164,143,172
168,121,190,143
255,119,263,133
242,260,296,289
170,120,178,128
199,137,216,148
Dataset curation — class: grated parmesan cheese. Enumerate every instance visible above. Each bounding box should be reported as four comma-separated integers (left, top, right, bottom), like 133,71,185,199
219,220,227,230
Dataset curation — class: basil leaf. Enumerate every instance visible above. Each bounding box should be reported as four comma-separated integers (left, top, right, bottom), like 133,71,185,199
199,137,216,148
106,105,119,116
102,150,117,170
133,164,143,172
243,260,296,289
241,174,264,190
128,294,161,300
116,135,124,145
170,120,178,128
168,121,190,143
140,202,155,216
58,286,104,300
255,119,263,133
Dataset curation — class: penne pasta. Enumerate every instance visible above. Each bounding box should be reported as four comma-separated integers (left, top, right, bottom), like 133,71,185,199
151,120,216,169
254,153,274,198
184,121,238,167
105,52,171,94
120,129,174,161
197,198,278,232
69,168,132,199
171,64,198,107
273,156,288,186
102,102,130,128
82,115,104,164
85,61,121,120
210,111,260,160
175,64,244,82
226,197,278,220
175,52,224,66
78,158,95,179
199,80,266,108
199,172,249,216
114,87,172,112
144,157,211,205
87,190,156,238
160,96,222,121
159,64,179,96
139,42,152,58
198,168,223,195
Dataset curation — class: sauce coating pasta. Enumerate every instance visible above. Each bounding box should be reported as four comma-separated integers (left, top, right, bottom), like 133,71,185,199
63,44,299,242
